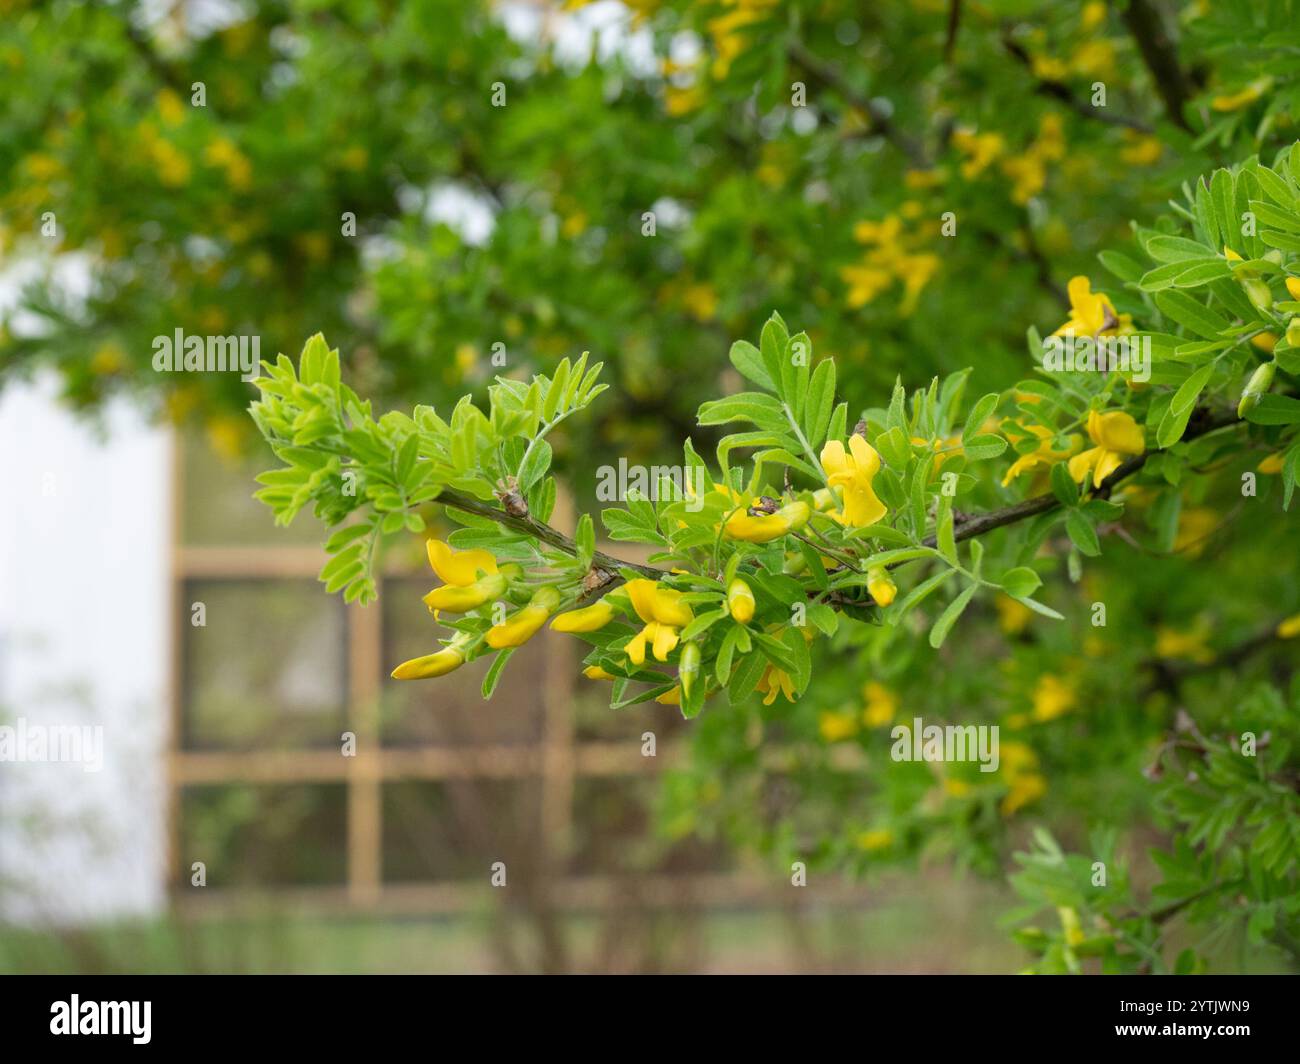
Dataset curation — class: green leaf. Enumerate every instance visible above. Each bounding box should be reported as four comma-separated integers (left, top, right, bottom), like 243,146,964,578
1154,290,1231,339
1170,363,1215,418
729,339,775,390
1064,509,1100,557
961,434,1007,461
1050,461,1078,507
1244,394,1300,425
928,584,976,648
482,649,514,699
803,357,836,448
1000,566,1041,598
962,393,1000,441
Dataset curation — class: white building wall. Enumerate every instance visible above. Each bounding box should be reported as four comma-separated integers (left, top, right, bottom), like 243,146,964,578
0,374,170,924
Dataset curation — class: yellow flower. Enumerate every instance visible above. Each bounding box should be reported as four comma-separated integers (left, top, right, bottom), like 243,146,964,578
862,681,898,728
951,128,1005,179
866,567,896,607
1080,1,1106,31
1054,276,1132,338
1119,131,1163,166
1256,453,1285,474
841,263,894,308
1173,506,1218,556
998,770,1050,811
724,500,811,542
623,579,694,665
488,586,560,649
1211,77,1272,112
583,665,616,680
655,686,682,705
1068,409,1145,486
819,710,858,743
727,578,756,623
391,646,465,680
855,828,894,852
391,632,472,681
681,282,718,322
551,598,617,633
819,435,887,527
1155,624,1214,664
1001,423,1080,486
995,594,1033,635
422,573,508,613
999,741,1048,817
1250,332,1278,354
427,539,498,585
1032,674,1076,722
1277,614,1300,639
421,540,513,614
757,664,796,705
1287,276,1300,301
1058,906,1086,947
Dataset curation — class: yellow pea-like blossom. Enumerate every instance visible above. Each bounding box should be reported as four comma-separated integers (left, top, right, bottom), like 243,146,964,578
583,665,616,681
757,664,796,705
391,632,472,681
724,500,811,543
623,579,694,665
1256,453,1285,474
423,572,511,614
1286,277,1300,301
866,567,896,607
1055,276,1133,338
426,539,498,586
1068,409,1145,486
819,434,887,527
1001,423,1080,486
488,586,561,649
727,578,755,622
1277,614,1300,639
551,597,617,633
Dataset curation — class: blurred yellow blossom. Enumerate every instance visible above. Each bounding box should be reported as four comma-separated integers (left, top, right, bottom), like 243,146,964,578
855,828,894,852
819,710,858,743
1032,674,1076,722
862,681,898,727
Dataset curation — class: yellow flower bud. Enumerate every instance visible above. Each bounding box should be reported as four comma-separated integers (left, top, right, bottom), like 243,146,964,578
866,566,897,607
1243,278,1274,314
488,586,560,649
551,598,616,633
1277,613,1300,639
1250,332,1278,354
727,578,755,622
1238,360,1276,417
679,642,701,699
583,665,616,680
1286,276,1300,301
391,635,470,681
423,570,509,613
723,500,811,543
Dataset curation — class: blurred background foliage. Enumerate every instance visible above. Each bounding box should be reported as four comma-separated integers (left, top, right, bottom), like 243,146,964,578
2,0,1298,972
